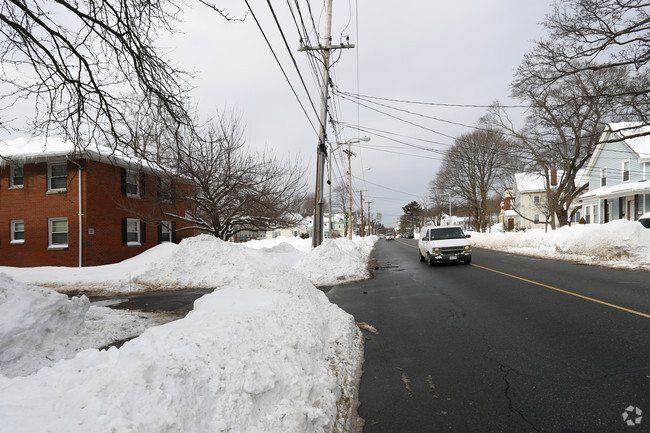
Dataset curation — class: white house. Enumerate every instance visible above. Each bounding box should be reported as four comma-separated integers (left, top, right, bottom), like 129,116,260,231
579,122,650,223
511,170,587,230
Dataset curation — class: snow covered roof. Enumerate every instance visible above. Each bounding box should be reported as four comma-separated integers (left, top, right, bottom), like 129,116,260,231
513,170,587,194
514,172,546,193
0,137,147,169
606,122,650,160
579,179,650,201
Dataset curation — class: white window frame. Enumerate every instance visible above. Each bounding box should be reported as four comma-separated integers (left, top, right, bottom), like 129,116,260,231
48,217,68,249
125,170,140,198
593,205,599,224
533,214,540,224
10,219,24,244
10,165,24,189
533,195,540,205
126,218,141,246
600,167,607,187
48,161,68,192
622,159,630,182
160,220,172,243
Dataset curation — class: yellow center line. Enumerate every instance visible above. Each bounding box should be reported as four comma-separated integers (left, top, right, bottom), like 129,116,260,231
471,264,650,319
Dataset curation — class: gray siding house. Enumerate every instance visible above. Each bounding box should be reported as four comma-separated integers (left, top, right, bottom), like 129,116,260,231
579,122,650,223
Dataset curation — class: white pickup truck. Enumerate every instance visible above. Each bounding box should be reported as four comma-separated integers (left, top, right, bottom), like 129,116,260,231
418,226,472,266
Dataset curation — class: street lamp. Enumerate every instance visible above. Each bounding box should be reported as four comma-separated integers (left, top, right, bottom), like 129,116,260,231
339,137,370,240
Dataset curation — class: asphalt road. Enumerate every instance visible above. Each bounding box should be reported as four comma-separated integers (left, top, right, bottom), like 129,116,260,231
326,238,650,433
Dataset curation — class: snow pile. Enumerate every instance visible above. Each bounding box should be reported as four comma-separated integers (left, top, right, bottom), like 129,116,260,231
0,275,173,378
0,275,89,369
0,235,376,293
473,219,650,270
297,237,377,286
0,242,179,294
0,236,374,433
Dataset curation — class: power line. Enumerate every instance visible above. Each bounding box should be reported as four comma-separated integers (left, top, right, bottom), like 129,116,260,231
243,0,319,136
336,89,529,108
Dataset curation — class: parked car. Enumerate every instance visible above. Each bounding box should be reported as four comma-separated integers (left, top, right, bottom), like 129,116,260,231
639,212,650,229
418,226,471,266
385,233,395,241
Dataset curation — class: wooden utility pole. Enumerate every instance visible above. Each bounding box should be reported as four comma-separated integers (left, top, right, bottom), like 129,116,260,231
300,0,354,248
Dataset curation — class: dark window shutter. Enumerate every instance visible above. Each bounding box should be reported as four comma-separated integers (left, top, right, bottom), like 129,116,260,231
139,173,146,198
120,168,126,196
172,221,177,243
141,221,146,244
121,217,127,245
157,224,162,244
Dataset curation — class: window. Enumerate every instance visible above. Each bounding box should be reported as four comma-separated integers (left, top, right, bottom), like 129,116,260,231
121,168,145,198
593,205,599,224
48,162,67,191
48,218,68,248
622,160,630,182
585,206,591,224
10,166,23,188
158,177,174,202
534,214,540,224
125,171,139,197
533,195,540,205
159,221,172,243
10,220,24,244
600,167,607,187
126,218,140,245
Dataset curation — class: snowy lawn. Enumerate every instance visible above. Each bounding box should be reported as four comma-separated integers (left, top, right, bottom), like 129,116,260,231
0,235,377,433
472,219,650,271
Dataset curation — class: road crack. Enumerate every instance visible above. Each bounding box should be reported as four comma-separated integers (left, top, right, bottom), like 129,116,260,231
501,365,540,433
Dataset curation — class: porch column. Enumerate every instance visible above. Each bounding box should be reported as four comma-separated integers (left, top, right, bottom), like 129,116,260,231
603,199,608,223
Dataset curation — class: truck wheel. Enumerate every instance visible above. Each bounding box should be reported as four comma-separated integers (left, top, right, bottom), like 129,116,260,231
465,257,472,264
419,250,425,262
427,253,434,267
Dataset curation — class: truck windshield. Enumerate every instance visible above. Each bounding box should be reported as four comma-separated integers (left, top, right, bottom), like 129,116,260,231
430,228,465,240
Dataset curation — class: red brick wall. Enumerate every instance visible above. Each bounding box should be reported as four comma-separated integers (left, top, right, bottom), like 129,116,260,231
0,158,193,267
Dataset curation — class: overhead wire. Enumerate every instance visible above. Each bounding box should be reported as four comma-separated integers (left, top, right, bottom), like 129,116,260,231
243,0,319,136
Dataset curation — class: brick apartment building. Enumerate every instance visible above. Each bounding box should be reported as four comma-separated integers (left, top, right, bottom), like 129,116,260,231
0,137,193,267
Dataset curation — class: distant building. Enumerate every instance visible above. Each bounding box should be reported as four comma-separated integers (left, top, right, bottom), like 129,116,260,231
0,137,193,267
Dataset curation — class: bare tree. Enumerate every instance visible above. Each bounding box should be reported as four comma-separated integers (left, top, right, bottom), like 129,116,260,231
0,1,237,152
331,182,350,236
433,129,512,232
487,66,629,227
167,112,307,241
521,0,650,123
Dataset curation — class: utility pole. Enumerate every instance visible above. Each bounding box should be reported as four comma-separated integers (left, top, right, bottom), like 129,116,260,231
366,201,373,236
344,144,354,240
328,152,332,237
359,190,365,237
300,0,354,248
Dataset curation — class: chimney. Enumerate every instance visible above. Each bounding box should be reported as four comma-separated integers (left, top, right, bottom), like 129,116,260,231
550,169,557,186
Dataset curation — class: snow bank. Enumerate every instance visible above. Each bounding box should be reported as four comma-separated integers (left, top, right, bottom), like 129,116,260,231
0,235,374,433
298,237,377,286
0,275,88,366
473,220,650,271
0,235,377,293
0,274,172,378
0,242,179,293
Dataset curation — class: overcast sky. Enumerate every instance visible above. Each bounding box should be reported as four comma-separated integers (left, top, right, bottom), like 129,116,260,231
158,0,557,227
